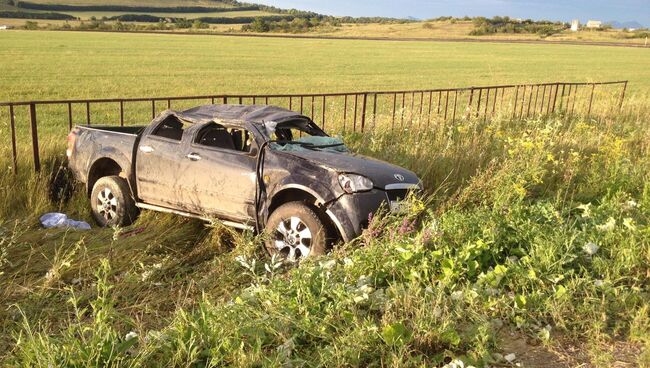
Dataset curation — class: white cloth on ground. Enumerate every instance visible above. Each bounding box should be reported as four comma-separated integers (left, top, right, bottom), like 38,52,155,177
40,213,91,230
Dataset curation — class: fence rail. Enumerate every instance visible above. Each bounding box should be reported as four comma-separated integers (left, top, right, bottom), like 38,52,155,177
0,80,627,174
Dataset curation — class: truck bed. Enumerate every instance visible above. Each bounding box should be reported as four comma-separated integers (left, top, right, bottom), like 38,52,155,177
68,125,145,186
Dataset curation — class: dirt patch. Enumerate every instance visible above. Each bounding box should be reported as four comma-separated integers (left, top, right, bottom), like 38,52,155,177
498,331,643,367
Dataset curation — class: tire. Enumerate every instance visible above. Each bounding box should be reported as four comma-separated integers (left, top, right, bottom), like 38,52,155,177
264,201,328,261
90,176,138,227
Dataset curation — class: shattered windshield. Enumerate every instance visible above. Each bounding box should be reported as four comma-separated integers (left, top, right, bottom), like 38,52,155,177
265,120,350,153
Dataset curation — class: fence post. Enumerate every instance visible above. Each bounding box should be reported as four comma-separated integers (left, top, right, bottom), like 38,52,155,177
120,101,124,126
391,93,397,130
587,84,595,117
372,93,378,127
619,81,628,111
360,93,368,132
9,104,17,174
551,83,560,113
151,100,156,119
29,103,40,172
86,101,90,125
322,95,326,129
342,95,347,131
512,86,519,119
67,102,73,130
466,87,475,118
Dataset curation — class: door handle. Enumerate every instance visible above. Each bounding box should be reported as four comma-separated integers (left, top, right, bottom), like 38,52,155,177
187,153,202,161
140,145,154,153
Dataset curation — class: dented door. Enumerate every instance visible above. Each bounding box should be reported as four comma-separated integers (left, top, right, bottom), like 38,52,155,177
178,146,257,221
135,135,186,208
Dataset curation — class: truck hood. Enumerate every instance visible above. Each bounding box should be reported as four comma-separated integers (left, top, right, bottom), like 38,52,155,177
280,150,421,190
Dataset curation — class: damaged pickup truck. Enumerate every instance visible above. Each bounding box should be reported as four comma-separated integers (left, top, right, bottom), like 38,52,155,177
67,105,422,260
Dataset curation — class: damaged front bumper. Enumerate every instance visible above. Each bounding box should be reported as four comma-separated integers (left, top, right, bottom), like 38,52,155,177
325,184,419,242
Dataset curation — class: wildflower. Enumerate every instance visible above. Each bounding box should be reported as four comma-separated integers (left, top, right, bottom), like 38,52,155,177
596,217,616,232
450,290,464,301
125,331,138,341
583,242,599,256
398,217,416,236
320,259,336,269
507,255,519,264
442,359,465,368
624,200,638,210
577,203,592,218
276,337,295,358
594,279,604,287
623,218,637,231
343,257,354,267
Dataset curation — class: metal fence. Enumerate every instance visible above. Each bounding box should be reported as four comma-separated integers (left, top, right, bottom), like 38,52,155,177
0,80,627,173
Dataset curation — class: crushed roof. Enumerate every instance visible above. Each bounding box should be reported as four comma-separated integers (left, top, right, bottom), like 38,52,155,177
173,104,310,125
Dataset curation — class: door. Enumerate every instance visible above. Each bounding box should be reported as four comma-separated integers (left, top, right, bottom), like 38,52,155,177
135,115,189,208
178,122,257,221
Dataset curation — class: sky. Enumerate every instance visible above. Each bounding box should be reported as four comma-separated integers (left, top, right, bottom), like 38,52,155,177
254,0,649,27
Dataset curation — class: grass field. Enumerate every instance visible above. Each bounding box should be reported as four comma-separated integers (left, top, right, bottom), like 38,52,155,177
0,30,649,104
0,30,649,367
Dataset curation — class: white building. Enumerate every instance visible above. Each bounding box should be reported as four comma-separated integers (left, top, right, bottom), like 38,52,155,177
570,19,580,31
586,20,602,29
0,25,9,30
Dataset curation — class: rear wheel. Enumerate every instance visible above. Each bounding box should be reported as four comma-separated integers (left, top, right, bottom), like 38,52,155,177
264,202,327,261
90,176,138,227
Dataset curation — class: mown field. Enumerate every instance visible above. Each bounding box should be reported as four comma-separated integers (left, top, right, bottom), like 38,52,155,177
0,30,649,367
1,30,649,103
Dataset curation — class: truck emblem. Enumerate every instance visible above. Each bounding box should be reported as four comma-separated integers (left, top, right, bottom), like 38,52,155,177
394,174,405,182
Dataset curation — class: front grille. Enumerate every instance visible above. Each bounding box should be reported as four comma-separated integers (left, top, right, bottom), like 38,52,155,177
386,189,408,201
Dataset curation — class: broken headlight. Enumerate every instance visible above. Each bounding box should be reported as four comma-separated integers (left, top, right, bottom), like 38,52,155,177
338,173,374,193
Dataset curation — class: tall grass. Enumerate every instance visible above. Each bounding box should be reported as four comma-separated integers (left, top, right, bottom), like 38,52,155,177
1,104,649,366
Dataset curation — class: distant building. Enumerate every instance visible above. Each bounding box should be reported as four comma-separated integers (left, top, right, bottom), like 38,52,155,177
570,19,580,31
586,20,602,29
0,25,9,30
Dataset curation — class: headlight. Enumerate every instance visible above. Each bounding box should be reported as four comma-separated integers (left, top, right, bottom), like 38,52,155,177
338,173,374,193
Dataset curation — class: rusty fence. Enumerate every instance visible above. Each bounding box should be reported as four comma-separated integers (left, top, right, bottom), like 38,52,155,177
0,80,627,173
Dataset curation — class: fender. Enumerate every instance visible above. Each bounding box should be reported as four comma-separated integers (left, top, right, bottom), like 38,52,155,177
268,175,338,206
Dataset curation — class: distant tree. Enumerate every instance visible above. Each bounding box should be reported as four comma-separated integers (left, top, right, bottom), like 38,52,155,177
24,20,38,29
249,17,270,32
192,20,208,29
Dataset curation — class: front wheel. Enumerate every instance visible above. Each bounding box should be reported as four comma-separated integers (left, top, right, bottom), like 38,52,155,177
264,202,328,261
90,176,139,227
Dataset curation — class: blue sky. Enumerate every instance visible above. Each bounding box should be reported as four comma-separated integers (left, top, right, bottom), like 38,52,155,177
254,0,649,27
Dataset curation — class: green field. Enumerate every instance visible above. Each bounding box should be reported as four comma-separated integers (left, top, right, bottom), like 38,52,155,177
0,30,649,367
0,30,649,104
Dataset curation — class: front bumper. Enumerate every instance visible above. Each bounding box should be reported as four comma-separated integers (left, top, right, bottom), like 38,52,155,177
325,184,419,242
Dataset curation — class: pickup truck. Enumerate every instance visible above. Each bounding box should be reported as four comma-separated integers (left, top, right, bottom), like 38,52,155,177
67,104,422,260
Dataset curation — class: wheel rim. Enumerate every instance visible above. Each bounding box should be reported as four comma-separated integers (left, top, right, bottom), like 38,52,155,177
96,187,118,222
273,216,312,261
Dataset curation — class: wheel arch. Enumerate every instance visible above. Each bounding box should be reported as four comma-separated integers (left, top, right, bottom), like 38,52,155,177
87,157,124,196
268,186,344,243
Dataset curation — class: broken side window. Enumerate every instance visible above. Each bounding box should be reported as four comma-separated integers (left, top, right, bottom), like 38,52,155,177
152,115,190,141
195,122,251,152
